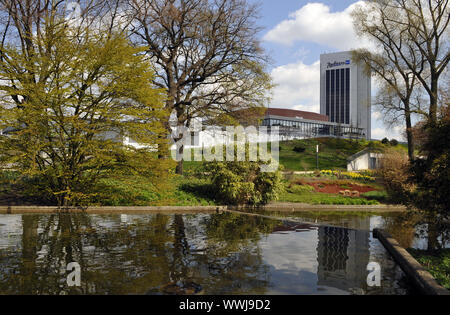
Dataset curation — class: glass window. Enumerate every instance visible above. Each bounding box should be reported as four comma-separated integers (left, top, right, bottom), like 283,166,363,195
346,68,350,124
341,69,345,124
330,70,335,122
336,69,340,123
326,70,330,118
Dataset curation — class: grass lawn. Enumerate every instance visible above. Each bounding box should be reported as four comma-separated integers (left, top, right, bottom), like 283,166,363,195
279,191,379,205
1,169,389,207
182,137,407,172
280,173,387,205
408,249,450,290
94,173,387,206
92,175,219,207
279,138,365,171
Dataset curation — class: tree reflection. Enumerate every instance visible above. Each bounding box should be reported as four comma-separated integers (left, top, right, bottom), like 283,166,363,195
0,212,280,295
197,213,280,294
383,213,418,249
21,215,39,294
382,212,449,251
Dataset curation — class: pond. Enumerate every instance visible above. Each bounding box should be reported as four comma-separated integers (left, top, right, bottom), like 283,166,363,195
0,212,414,295
254,210,448,251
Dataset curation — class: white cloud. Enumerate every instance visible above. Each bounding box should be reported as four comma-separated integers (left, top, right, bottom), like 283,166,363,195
293,47,311,60
264,2,373,51
372,126,404,141
270,60,320,112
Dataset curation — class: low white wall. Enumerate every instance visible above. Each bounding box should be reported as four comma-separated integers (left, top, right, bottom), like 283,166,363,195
347,153,369,171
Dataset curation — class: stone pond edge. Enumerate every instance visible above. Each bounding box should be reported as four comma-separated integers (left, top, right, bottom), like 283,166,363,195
0,203,406,214
373,228,449,296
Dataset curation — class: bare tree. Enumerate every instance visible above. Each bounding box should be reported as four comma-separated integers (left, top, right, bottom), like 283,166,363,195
352,19,421,159
352,0,449,160
126,0,272,174
352,0,449,131
402,0,449,125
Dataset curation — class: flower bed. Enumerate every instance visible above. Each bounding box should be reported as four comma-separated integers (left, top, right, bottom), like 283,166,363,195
320,170,376,182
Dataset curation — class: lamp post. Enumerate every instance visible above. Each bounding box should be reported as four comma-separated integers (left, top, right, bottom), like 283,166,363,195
316,144,319,170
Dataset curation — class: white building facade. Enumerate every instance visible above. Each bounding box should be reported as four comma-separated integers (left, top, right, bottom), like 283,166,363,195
347,149,383,171
320,51,372,140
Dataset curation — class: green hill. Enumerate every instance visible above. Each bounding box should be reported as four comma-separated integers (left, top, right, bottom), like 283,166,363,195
279,137,406,171
279,138,364,171
183,137,405,172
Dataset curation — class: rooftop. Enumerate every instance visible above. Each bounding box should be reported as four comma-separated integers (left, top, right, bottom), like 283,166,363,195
266,108,329,122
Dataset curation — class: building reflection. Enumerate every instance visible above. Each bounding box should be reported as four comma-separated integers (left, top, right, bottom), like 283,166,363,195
316,217,371,291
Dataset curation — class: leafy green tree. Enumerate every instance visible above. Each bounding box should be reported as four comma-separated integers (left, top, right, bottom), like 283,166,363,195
412,112,450,221
0,21,172,206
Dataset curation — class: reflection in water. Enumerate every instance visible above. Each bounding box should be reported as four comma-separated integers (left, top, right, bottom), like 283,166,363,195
317,226,370,293
259,210,449,251
0,213,412,295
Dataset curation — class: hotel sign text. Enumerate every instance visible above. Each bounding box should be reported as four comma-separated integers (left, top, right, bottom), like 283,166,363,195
327,60,351,69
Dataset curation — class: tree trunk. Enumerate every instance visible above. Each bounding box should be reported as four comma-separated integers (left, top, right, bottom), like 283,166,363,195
174,132,185,175
176,159,184,175
404,105,415,161
171,214,189,281
429,73,439,126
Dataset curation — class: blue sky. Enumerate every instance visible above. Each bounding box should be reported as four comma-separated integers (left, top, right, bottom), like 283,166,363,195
249,0,404,140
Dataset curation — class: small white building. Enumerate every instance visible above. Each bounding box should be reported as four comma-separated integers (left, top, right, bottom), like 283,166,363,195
347,148,383,171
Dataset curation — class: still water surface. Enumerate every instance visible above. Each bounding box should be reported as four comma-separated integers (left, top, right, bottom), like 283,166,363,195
0,212,413,295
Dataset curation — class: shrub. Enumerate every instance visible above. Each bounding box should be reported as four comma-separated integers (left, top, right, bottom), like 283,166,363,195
379,148,415,203
381,138,390,145
390,139,399,146
204,159,284,206
293,145,306,153
362,190,388,202
287,184,315,194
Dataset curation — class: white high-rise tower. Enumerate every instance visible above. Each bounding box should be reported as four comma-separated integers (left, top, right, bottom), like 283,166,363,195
320,51,371,140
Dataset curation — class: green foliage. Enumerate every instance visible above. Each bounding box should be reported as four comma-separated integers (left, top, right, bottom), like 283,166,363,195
89,175,217,207
0,22,172,206
412,117,450,219
320,170,376,182
361,190,389,202
293,145,306,153
390,139,399,146
203,145,284,206
287,184,315,194
408,249,450,290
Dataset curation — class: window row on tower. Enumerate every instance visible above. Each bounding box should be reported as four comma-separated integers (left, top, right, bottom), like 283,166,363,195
326,68,350,124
